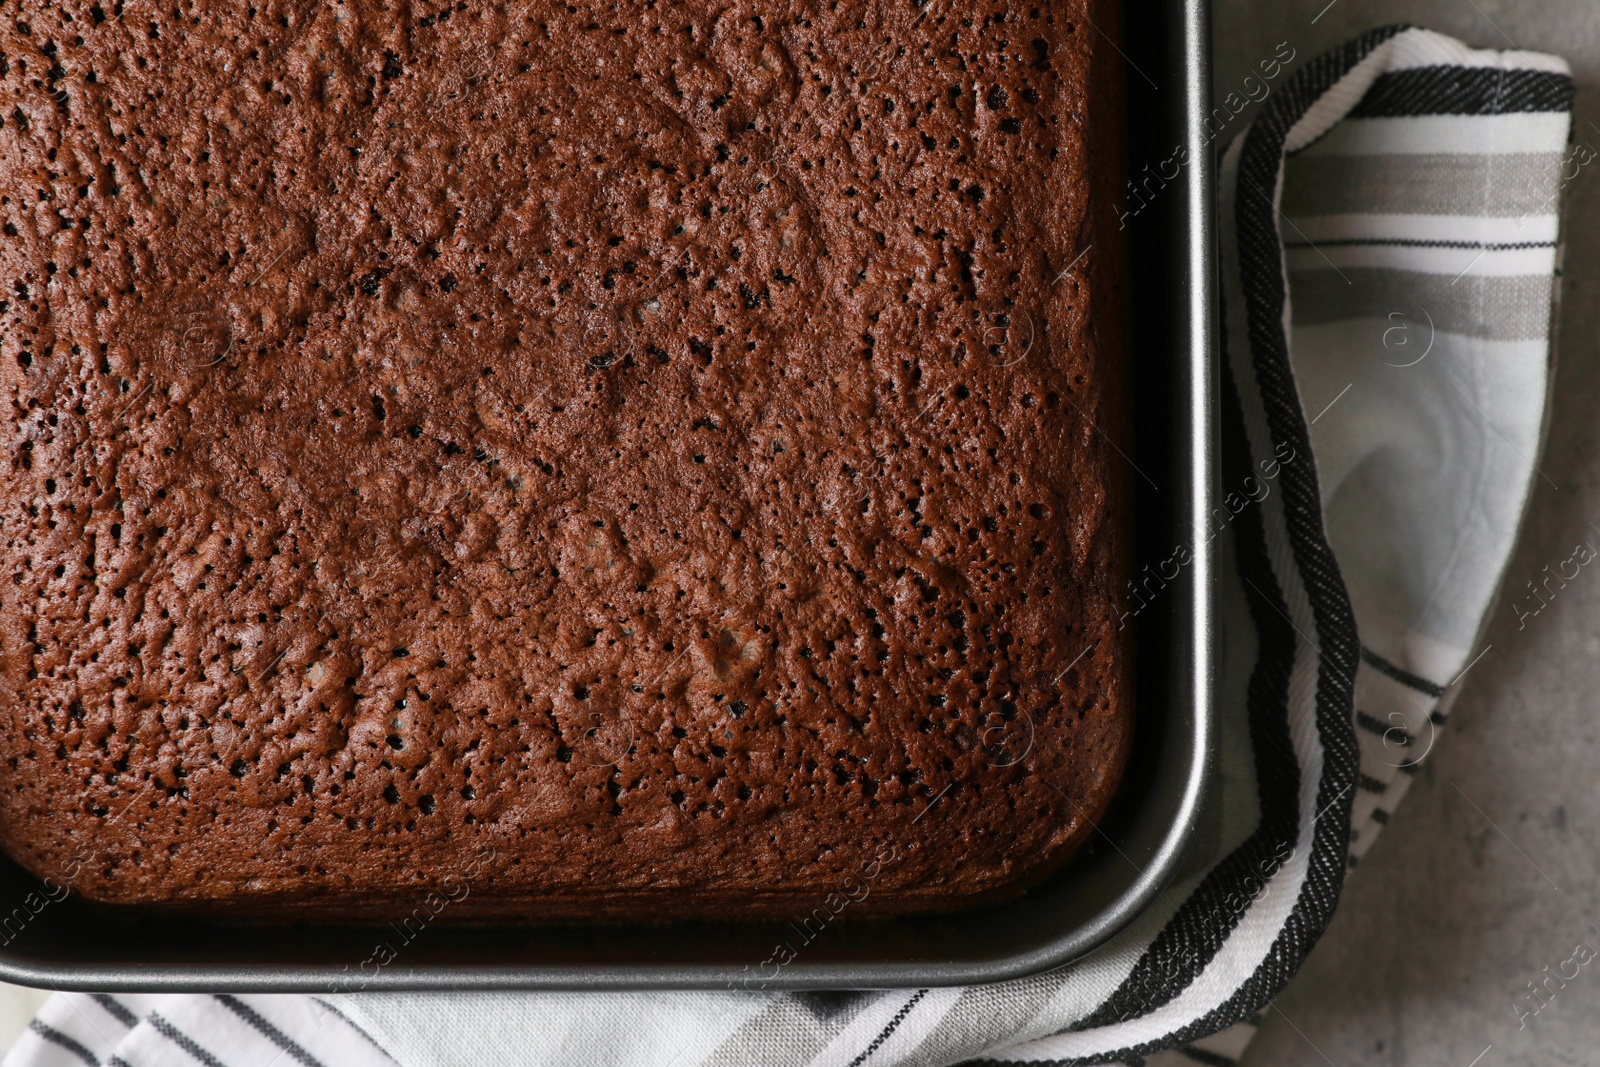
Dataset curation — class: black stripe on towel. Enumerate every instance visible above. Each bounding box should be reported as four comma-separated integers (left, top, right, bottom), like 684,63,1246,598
27,1020,98,1067
91,993,139,1029
1360,647,1445,697
845,990,927,1067
216,995,328,1067
1349,66,1574,118
1284,238,1555,251
1356,711,1409,744
149,1013,229,1067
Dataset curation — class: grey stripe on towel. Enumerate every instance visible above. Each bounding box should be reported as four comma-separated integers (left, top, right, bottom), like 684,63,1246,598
1282,152,1565,218
1289,268,1555,341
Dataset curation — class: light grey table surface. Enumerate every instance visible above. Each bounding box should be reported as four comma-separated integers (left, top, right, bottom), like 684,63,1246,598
1211,1,1600,1066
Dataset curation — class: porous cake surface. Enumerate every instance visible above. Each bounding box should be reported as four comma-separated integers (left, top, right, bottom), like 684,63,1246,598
0,0,1128,918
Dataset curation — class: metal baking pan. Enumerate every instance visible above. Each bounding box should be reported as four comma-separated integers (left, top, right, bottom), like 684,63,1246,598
0,0,1213,991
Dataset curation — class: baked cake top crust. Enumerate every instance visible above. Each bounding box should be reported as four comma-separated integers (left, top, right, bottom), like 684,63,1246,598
0,0,1127,917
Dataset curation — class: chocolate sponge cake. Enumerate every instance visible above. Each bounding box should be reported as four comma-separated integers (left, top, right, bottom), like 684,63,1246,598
0,0,1130,919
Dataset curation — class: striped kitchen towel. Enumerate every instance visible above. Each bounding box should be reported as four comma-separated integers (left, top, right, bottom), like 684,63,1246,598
2,24,1575,1067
